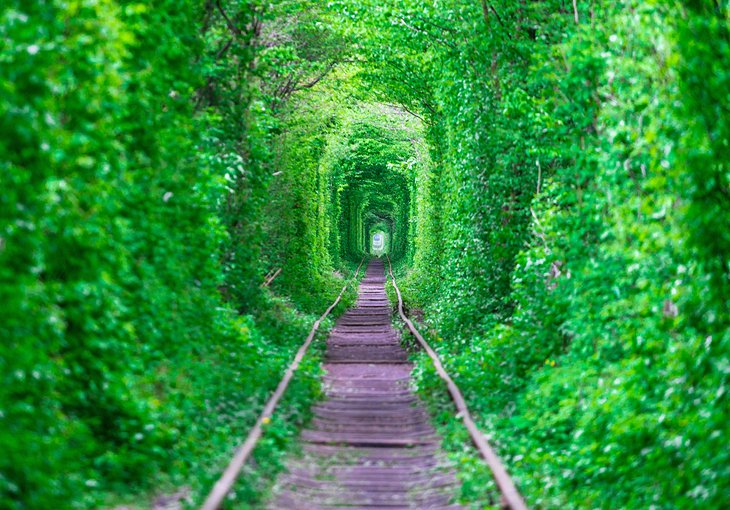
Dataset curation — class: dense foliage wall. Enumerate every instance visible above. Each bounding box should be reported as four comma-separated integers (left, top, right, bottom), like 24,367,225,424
1,3,228,506
0,2,354,509
335,1,729,508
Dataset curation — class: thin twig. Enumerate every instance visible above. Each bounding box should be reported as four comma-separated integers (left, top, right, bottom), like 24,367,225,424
387,103,425,122
530,207,551,253
216,38,233,59
261,268,282,287
481,0,505,26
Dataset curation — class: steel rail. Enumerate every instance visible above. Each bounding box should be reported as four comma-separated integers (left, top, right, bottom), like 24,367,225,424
386,255,529,510
200,257,365,510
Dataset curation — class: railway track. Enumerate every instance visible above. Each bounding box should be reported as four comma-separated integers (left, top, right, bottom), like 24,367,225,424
268,258,461,509
200,257,527,510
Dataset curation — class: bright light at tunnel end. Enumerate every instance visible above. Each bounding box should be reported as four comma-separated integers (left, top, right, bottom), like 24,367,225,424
371,231,386,255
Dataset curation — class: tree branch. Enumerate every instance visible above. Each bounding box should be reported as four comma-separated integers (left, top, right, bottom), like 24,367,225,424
481,0,505,26
387,103,425,122
216,38,233,59
293,61,337,92
216,0,242,36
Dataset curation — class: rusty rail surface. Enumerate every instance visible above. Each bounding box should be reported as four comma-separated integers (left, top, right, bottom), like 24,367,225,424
386,255,529,510
200,258,365,510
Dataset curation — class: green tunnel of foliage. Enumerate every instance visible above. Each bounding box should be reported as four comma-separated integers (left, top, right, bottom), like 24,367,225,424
2,1,729,510
328,116,417,263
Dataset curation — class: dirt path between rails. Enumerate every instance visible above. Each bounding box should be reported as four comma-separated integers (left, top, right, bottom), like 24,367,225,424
268,259,461,509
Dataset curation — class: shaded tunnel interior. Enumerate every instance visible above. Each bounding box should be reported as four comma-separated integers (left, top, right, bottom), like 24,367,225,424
329,116,417,264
